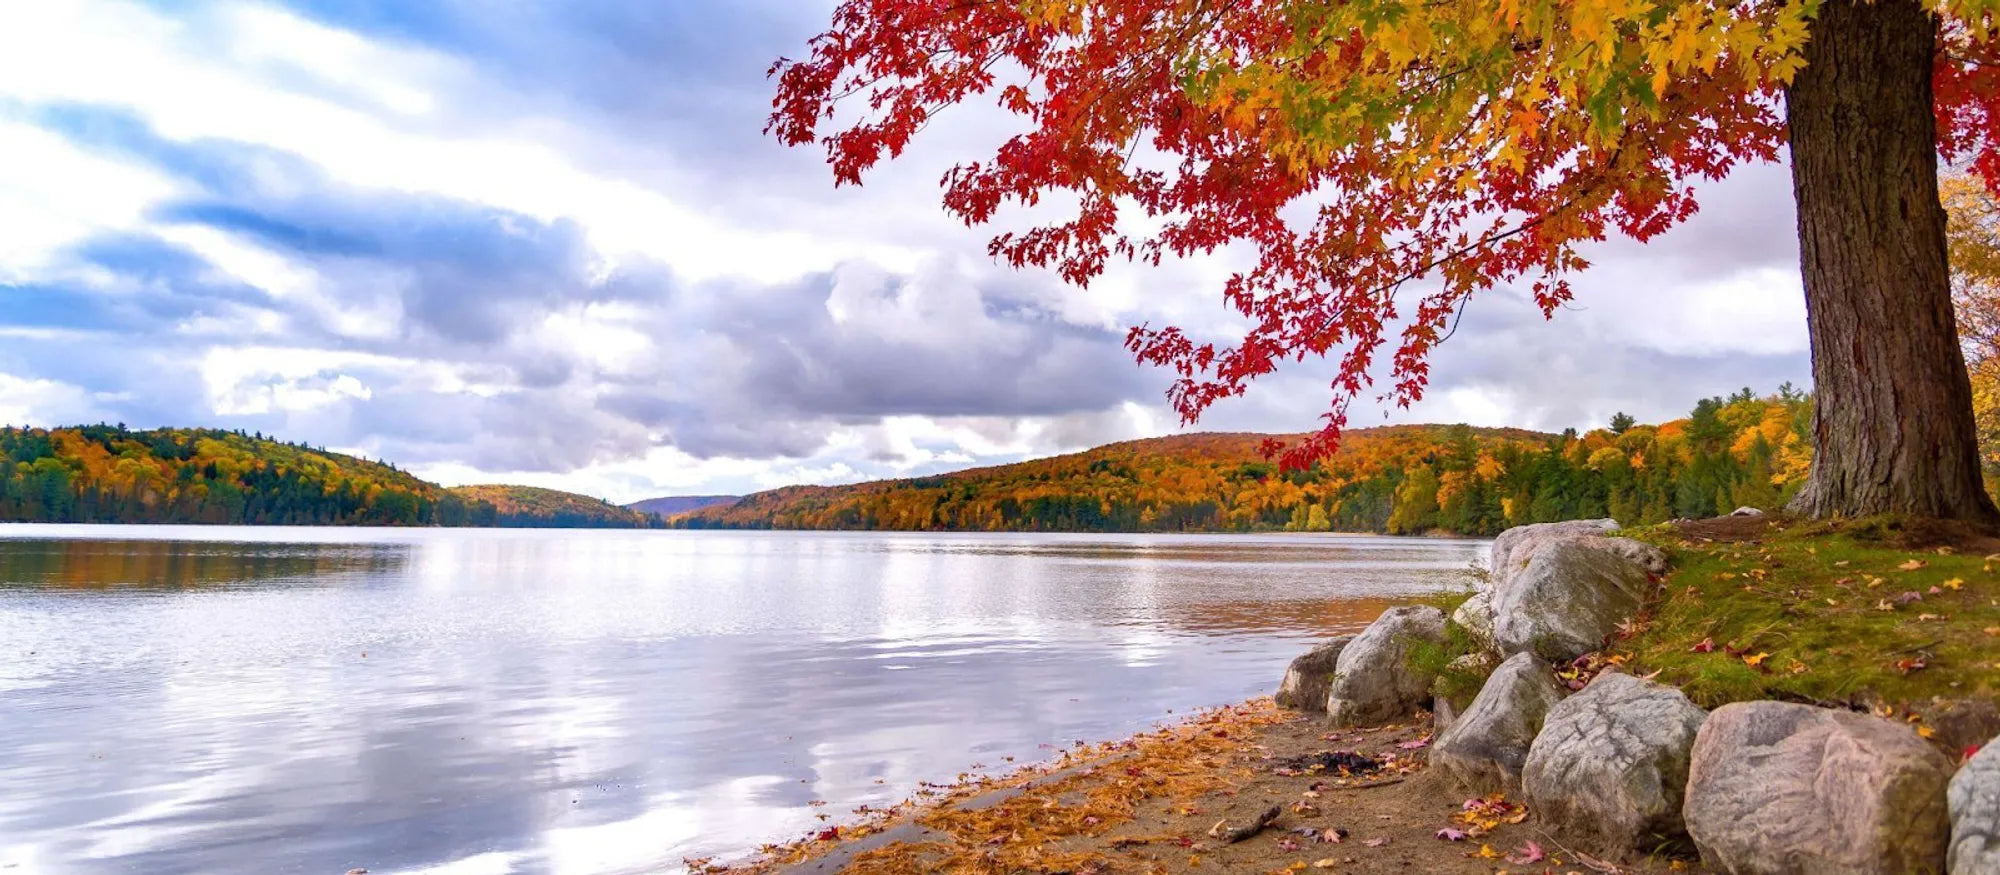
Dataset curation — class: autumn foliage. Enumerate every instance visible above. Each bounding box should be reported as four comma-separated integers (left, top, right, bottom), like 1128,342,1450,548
770,0,2000,474
679,391,1812,536
0,425,659,528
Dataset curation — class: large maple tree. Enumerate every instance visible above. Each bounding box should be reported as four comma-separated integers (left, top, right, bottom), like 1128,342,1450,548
770,0,2000,522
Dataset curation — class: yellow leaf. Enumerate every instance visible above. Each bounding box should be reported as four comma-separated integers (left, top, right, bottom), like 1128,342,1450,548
1313,860,1337,870
1476,843,1502,859
1743,652,1769,667
1945,578,1965,591
1919,725,1937,739
1900,560,1928,571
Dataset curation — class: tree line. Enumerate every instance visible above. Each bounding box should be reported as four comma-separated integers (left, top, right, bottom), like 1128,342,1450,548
0,425,659,528
677,388,1816,537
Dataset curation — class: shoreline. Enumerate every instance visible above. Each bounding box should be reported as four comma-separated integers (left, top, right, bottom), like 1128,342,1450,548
705,699,1696,874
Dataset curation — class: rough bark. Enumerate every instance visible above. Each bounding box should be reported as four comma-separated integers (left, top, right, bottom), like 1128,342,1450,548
1785,0,2000,523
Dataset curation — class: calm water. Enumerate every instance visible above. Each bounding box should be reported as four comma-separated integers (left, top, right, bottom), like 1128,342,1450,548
0,526,1484,875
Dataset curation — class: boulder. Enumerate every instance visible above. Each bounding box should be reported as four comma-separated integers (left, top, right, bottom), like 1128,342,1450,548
1684,701,1953,875
1487,518,1622,586
1950,735,2000,875
1488,538,1657,661
1457,520,1667,661
1451,590,1496,647
1926,698,2000,760
1522,672,1707,855
1275,637,1351,712
1432,651,1499,734
1325,605,1447,727
1431,652,1567,795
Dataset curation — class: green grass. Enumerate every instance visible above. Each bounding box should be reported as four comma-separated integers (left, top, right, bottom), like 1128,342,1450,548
1407,589,1491,706
1615,517,2000,711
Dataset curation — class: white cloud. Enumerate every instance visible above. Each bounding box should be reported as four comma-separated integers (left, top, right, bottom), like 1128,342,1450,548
0,120,180,278
0,0,923,284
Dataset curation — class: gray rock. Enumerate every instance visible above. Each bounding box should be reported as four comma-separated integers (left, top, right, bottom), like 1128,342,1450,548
1431,651,1499,734
1522,672,1707,855
1325,605,1447,727
1433,694,1462,735
1432,652,1566,795
1457,521,1667,660
1487,518,1622,586
1685,701,1953,875
1488,539,1658,661
1927,699,2000,760
1451,589,1496,647
1730,506,1767,518
1275,637,1351,712
1579,534,1671,576
1949,734,2000,874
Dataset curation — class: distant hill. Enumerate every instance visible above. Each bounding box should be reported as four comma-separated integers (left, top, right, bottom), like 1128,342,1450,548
0,425,656,528
676,394,1815,537
450,484,661,528
676,426,1553,534
626,495,739,516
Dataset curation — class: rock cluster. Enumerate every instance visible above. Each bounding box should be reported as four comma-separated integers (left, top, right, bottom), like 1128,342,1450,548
1272,517,1999,873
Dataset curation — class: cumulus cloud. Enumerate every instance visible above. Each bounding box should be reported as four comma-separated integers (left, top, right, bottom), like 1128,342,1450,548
0,0,1816,500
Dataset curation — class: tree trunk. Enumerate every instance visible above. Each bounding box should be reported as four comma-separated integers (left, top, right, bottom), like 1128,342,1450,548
1784,0,1999,523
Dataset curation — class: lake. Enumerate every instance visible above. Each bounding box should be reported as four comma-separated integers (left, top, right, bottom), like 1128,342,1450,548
0,526,1485,874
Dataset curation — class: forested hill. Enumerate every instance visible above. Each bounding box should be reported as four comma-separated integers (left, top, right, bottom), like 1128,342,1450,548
676,389,1815,537
447,484,658,528
627,494,740,516
0,425,661,528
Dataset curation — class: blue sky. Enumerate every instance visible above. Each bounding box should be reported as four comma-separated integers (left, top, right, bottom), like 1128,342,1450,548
0,1,1814,502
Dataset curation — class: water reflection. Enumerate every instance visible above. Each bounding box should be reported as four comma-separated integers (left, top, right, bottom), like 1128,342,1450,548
0,537,409,590
0,526,1483,874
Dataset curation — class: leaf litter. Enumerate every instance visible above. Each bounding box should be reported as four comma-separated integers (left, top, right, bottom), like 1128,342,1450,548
710,699,1703,873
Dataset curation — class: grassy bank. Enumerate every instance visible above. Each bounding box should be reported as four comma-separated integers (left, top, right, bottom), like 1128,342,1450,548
1612,516,1999,729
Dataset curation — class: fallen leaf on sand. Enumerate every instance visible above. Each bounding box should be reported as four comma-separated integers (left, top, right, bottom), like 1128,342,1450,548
1362,837,1391,847
1436,828,1468,842
1508,840,1548,864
